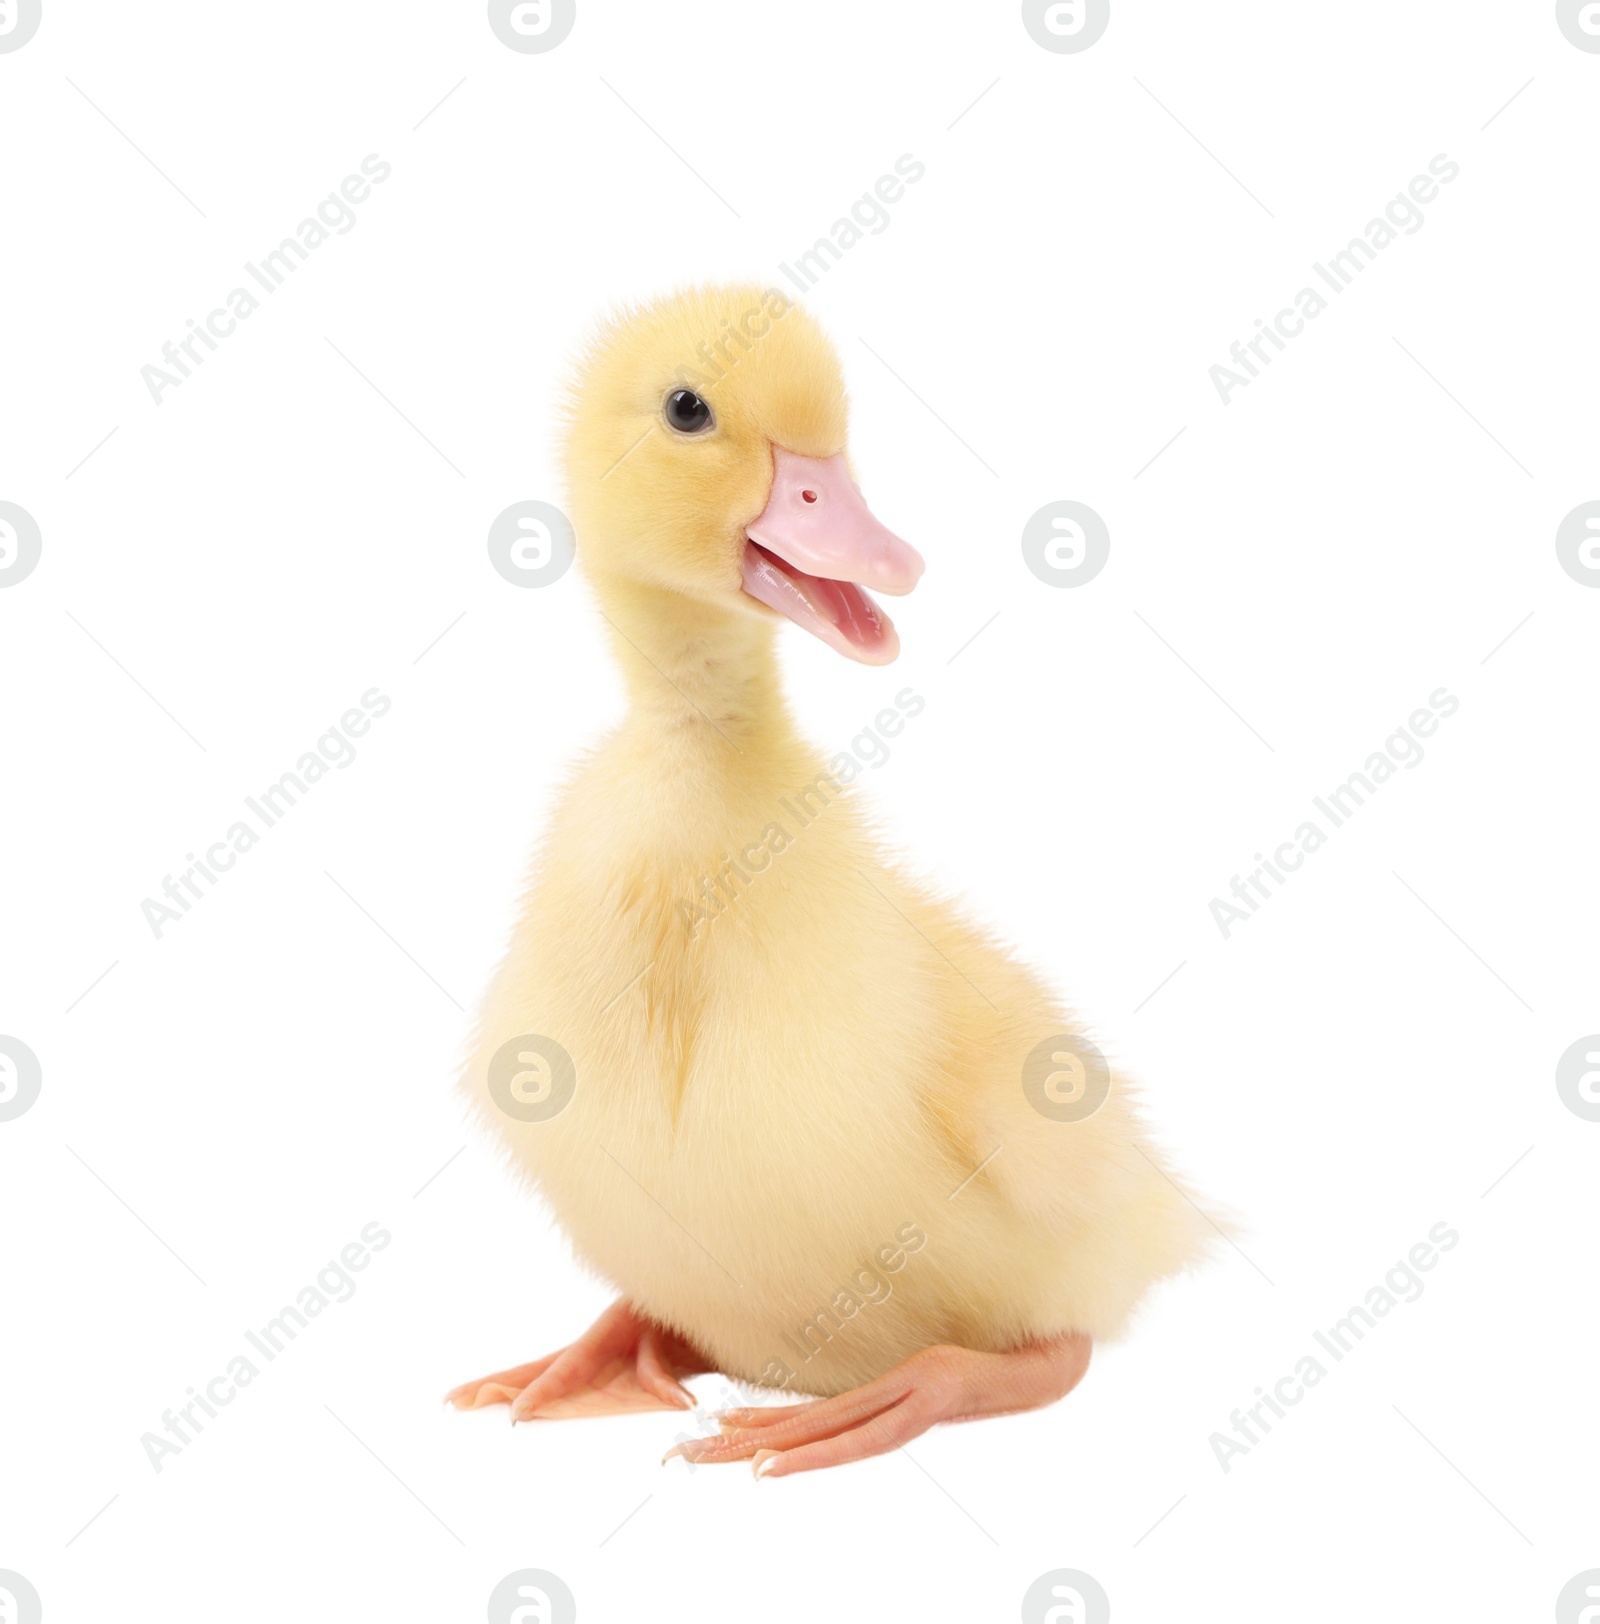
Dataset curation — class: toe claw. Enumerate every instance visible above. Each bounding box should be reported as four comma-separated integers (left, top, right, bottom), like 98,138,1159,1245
752,1448,782,1479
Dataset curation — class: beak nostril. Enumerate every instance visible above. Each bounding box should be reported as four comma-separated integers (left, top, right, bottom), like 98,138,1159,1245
801,490,818,504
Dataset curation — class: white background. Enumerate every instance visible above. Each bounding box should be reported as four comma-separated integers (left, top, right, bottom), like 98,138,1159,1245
2,2,1596,1619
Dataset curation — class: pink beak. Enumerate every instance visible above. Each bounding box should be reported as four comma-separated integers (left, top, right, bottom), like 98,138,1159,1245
741,449,924,665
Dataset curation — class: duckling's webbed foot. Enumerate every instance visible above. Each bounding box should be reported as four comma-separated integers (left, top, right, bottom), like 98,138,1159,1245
663,1333,1092,1478
445,1298,708,1422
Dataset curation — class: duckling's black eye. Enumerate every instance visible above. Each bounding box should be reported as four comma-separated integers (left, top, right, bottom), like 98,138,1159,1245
663,388,714,435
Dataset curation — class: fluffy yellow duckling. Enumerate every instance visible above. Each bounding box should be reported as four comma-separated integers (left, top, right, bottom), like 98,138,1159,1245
449,285,1209,1476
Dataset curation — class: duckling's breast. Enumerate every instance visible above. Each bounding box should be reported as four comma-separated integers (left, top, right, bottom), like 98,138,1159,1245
466,750,1020,1391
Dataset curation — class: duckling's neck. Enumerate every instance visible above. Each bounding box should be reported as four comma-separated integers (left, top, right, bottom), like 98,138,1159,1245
592,574,795,753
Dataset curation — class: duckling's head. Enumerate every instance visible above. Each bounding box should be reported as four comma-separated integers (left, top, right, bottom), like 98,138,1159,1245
565,284,923,665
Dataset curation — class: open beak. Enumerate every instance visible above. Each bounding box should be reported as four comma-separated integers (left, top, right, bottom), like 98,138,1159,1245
741,449,924,665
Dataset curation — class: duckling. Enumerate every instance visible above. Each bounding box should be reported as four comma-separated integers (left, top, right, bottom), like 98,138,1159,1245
448,285,1211,1476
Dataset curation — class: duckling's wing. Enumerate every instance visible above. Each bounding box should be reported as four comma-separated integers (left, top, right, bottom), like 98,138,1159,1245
891,883,1217,1337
